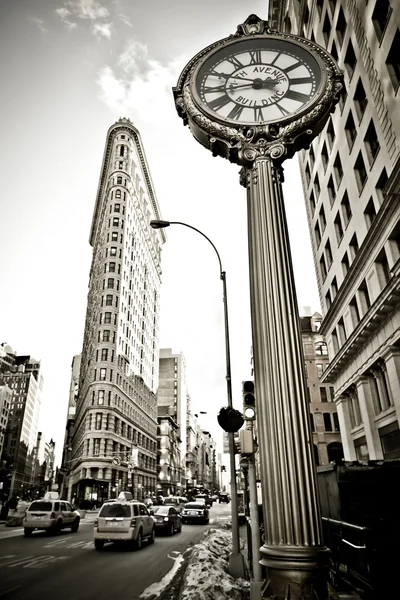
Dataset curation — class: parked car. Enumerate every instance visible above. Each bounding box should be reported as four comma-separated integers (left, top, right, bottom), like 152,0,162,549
23,493,80,537
164,496,187,513
182,502,209,524
153,505,182,535
218,493,230,503
93,498,155,550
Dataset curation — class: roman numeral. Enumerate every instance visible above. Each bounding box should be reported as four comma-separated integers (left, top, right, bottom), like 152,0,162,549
203,84,226,94
288,77,313,85
249,50,262,64
227,104,244,120
253,107,264,121
283,61,300,73
275,103,290,116
285,89,310,103
227,56,244,69
208,94,231,111
270,52,281,66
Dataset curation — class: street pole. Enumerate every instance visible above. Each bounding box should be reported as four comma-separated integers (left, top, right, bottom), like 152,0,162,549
242,157,330,598
149,220,245,579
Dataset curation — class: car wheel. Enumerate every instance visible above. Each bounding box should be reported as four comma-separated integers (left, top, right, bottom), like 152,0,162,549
24,528,33,537
94,540,104,551
52,520,62,535
169,523,174,536
177,521,182,533
71,518,80,533
135,530,143,550
149,527,155,544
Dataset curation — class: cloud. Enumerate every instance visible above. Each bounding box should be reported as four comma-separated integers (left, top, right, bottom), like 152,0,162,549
97,40,188,125
67,0,109,20
92,22,112,39
55,7,70,19
29,17,47,32
118,14,133,27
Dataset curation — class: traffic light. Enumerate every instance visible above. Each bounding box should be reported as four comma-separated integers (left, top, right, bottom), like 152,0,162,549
242,380,256,420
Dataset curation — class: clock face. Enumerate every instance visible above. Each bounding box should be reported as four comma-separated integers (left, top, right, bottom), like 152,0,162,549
194,36,324,125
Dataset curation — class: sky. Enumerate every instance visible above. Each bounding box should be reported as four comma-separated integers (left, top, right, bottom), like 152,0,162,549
0,0,320,466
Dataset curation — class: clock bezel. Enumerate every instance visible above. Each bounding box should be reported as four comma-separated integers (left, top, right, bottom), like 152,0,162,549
191,34,328,127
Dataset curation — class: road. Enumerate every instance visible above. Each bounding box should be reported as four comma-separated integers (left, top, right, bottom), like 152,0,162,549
0,501,232,600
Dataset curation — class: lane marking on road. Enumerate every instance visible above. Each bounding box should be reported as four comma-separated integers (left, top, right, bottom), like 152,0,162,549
0,585,22,597
0,555,70,569
43,539,69,547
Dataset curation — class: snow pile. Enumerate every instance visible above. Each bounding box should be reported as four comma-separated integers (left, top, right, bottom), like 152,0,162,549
179,528,250,600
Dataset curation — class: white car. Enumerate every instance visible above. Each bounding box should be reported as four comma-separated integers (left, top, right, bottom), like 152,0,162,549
23,493,80,536
94,498,155,550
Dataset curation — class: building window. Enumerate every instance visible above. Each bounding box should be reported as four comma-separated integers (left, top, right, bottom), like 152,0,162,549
316,363,324,378
322,13,331,44
358,279,371,314
349,295,361,327
386,29,400,91
331,276,338,299
107,278,114,289
329,387,335,401
316,0,323,18
315,222,321,247
333,154,343,186
325,290,332,310
354,78,368,121
117,176,122,185
103,330,110,342
114,203,120,213
115,190,121,199
101,348,108,361
319,205,326,231
315,342,328,356
321,143,328,171
111,232,118,241
334,212,344,245
349,233,359,261
364,120,380,166
319,387,328,402
341,251,349,276
320,255,327,280
330,40,338,62
314,174,320,197
110,247,117,256
344,39,357,79
337,317,347,346
372,0,391,43
375,167,388,204
95,413,102,430
327,175,336,205
364,197,377,229
93,439,101,456
98,390,105,405
354,152,368,192
309,191,316,214
375,248,391,288
344,111,357,150
326,118,335,148
120,145,125,157
323,413,333,431
333,413,340,432
106,295,113,306
325,239,333,270
310,414,315,432
305,162,311,186
112,218,119,227
341,192,352,227
100,368,106,381
309,146,315,169
336,6,347,47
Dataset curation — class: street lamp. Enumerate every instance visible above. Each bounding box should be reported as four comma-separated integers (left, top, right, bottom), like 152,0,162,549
150,219,245,578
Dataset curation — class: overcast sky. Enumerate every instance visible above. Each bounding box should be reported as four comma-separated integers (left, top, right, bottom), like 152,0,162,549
0,0,320,465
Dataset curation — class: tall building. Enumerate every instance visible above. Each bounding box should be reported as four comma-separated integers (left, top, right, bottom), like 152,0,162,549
157,349,189,492
301,312,343,466
269,1,400,461
0,346,43,496
68,119,165,504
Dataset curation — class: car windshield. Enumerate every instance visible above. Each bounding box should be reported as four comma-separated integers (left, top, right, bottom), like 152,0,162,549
185,503,204,509
28,501,52,511
99,503,131,517
153,506,169,515
165,498,178,504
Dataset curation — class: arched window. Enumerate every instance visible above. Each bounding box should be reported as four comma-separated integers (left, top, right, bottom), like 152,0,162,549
327,442,344,464
315,341,328,355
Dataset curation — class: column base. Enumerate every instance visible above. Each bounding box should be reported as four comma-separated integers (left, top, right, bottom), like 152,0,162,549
260,544,332,600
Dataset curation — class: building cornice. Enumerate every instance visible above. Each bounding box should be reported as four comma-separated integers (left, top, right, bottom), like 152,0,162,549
320,262,400,383
89,118,166,248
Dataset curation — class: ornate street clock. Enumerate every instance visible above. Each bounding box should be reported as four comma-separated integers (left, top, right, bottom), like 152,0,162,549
173,14,343,165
